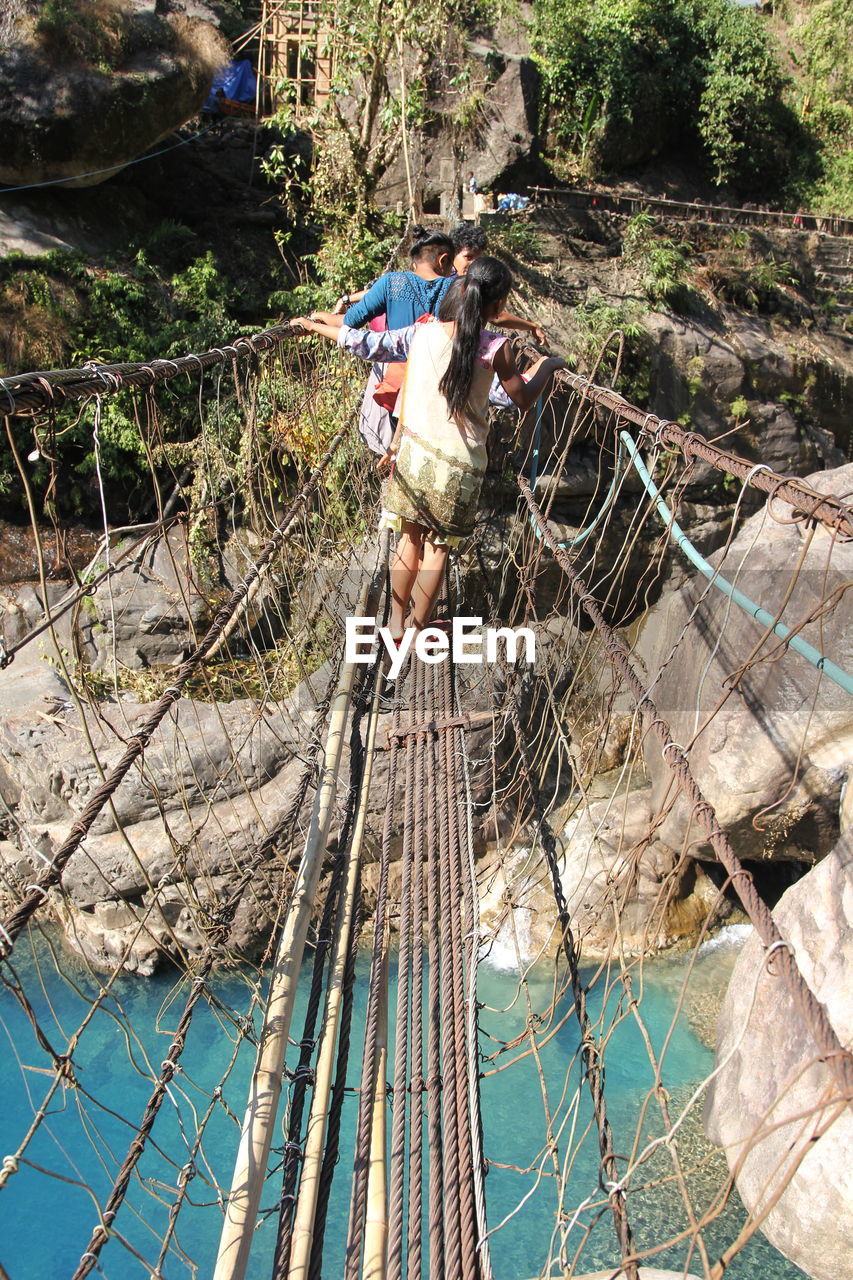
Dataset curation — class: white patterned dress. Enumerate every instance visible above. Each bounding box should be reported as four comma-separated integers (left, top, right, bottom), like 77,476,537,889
338,322,508,545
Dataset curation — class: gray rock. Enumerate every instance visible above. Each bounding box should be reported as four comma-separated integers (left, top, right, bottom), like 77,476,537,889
479,786,726,962
82,527,211,670
634,461,853,864
645,311,746,409
377,20,544,208
0,7,227,188
703,832,853,1280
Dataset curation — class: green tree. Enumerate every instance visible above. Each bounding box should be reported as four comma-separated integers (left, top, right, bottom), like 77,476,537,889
532,0,807,192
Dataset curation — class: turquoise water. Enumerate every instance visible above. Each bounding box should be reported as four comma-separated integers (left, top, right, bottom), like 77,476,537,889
0,931,806,1279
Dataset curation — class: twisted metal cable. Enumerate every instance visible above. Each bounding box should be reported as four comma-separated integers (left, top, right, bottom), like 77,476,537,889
0,322,300,415
408,656,428,1280
387,678,418,1280
439,657,479,1280
547,366,853,539
424,659,446,1280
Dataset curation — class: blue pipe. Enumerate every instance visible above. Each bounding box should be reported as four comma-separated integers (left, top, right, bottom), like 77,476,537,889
619,429,853,695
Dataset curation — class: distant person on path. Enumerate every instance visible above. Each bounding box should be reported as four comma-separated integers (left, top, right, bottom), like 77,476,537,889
296,257,564,639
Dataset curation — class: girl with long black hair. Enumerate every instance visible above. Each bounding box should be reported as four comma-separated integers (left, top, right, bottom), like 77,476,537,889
297,256,564,638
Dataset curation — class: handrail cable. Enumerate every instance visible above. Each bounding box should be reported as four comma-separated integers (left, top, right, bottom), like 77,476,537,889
618,429,853,693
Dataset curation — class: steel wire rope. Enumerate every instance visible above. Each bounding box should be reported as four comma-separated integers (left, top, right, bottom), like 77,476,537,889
387,664,418,1280
470,535,640,1278
424,655,447,1280
547,369,853,539
438,651,479,1280
407,655,428,1280
0,320,301,416
619,430,853,693
452,637,494,1280
432,657,464,1280
342,706,397,1278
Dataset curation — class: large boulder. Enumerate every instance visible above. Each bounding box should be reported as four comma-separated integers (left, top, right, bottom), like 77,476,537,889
377,14,545,209
0,2,227,189
0,619,516,969
478,785,726,963
0,523,297,675
703,832,853,1280
0,649,313,971
634,460,853,865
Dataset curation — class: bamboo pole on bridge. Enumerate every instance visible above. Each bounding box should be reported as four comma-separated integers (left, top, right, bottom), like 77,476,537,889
213,546,385,1280
285,679,384,1280
363,921,390,1280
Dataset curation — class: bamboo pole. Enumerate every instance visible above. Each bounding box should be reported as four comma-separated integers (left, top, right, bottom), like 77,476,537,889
363,923,390,1280
213,567,377,1280
286,679,383,1279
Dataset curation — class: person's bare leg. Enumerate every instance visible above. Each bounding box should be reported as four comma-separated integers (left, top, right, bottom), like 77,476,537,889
389,522,423,638
410,537,449,630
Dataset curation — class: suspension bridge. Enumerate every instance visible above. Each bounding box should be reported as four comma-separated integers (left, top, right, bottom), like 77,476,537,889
0,315,850,1280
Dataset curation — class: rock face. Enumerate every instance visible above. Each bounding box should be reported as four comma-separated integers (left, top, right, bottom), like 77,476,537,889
0,2,227,189
0,524,296,674
703,832,853,1280
644,310,848,477
479,783,727,963
377,10,546,209
634,460,853,866
0,569,509,970
0,650,312,972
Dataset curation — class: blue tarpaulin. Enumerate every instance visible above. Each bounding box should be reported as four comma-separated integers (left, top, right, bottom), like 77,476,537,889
203,60,257,111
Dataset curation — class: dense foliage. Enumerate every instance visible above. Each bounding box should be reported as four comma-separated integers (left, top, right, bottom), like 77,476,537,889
797,0,853,213
531,0,815,196
0,226,292,519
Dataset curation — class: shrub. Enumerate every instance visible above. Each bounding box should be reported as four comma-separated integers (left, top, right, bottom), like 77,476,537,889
533,0,809,193
622,211,695,309
34,0,132,69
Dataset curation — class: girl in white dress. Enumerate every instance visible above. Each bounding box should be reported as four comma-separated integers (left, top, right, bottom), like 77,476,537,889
297,257,564,638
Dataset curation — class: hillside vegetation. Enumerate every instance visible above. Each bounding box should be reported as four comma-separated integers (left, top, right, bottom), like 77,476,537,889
532,0,852,212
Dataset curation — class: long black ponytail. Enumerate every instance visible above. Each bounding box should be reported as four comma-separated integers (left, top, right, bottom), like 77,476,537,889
438,256,512,426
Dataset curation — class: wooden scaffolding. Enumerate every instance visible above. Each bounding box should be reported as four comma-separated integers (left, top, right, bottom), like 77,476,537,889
257,0,334,115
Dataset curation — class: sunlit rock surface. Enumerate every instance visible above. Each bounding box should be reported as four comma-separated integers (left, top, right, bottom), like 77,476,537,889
0,1,226,189
704,830,853,1280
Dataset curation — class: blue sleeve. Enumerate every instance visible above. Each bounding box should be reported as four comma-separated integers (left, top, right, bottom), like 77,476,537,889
343,276,390,327
338,325,416,362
